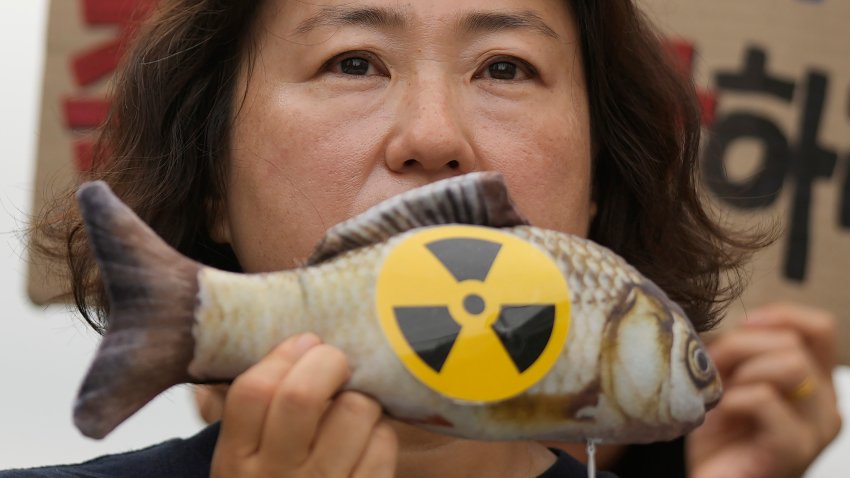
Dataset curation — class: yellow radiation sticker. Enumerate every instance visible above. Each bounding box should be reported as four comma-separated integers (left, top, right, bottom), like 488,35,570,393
375,225,571,403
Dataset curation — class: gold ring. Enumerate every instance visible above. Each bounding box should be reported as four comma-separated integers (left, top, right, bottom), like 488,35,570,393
788,375,817,402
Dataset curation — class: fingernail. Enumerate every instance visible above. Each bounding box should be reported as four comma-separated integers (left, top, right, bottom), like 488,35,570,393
293,333,321,356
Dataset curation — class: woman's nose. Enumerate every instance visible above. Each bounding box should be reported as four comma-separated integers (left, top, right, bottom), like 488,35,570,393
384,78,476,174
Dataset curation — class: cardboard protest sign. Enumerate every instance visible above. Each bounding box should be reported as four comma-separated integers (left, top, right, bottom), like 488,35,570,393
642,0,850,362
27,0,153,304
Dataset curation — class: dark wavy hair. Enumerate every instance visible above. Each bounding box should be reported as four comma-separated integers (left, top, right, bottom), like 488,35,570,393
32,0,764,334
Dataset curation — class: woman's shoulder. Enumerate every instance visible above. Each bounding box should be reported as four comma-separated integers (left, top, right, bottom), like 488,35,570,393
0,423,220,478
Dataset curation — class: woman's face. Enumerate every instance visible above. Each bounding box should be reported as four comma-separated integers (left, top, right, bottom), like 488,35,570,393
219,0,592,272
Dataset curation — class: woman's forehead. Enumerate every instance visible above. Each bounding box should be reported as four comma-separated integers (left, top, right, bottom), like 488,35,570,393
260,0,576,40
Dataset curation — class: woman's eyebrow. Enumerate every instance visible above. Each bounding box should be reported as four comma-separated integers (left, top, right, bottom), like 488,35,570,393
293,6,559,40
457,10,560,40
293,6,409,35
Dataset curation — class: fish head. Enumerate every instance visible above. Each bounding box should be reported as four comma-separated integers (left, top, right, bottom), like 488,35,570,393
638,285,723,425
602,283,722,440
669,304,723,416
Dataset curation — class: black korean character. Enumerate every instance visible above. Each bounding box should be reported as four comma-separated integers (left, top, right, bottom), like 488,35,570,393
704,47,796,209
703,47,839,281
716,47,795,101
785,72,838,280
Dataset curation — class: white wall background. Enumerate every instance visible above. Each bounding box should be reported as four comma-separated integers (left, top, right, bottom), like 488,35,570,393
0,0,847,475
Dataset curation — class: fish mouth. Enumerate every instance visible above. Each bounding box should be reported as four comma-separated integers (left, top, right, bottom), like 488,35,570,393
704,391,722,411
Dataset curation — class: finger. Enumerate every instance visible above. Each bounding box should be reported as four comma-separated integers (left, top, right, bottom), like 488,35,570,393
216,333,321,457
724,331,844,444
714,383,804,437
725,348,820,405
695,383,818,478
708,329,804,379
743,302,837,375
195,384,228,424
351,420,399,478
259,344,352,465
306,391,383,475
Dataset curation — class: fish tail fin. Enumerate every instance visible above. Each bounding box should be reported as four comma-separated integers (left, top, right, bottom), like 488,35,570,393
73,181,202,438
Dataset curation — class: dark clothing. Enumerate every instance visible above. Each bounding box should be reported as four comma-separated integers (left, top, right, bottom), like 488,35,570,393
541,448,619,478
610,437,686,478
0,423,617,478
0,424,219,478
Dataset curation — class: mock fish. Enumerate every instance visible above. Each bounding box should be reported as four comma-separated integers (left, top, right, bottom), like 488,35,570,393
73,172,722,443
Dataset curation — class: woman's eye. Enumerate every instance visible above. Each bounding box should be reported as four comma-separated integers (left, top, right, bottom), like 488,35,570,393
339,57,371,75
479,58,536,81
488,61,518,80
326,54,384,77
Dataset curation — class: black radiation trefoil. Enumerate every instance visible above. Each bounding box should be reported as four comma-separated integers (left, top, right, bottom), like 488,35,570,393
394,237,558,374
425,238,502,281
393,306,460,372
492,305,556,372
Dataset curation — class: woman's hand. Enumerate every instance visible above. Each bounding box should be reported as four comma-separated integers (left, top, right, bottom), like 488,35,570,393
687,302,842,478
210,333,398,477
195,383,228,425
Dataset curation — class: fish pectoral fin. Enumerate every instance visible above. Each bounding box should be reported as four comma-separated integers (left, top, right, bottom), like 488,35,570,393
306,172,529,264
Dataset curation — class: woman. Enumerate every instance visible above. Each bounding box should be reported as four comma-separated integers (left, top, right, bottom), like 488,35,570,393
11,0,838,476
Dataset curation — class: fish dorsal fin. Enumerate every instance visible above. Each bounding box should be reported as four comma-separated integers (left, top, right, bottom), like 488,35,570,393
307,172,529,265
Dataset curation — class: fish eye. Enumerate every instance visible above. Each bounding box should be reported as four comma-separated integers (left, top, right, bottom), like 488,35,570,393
694,347,709,373
686,335,715,387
